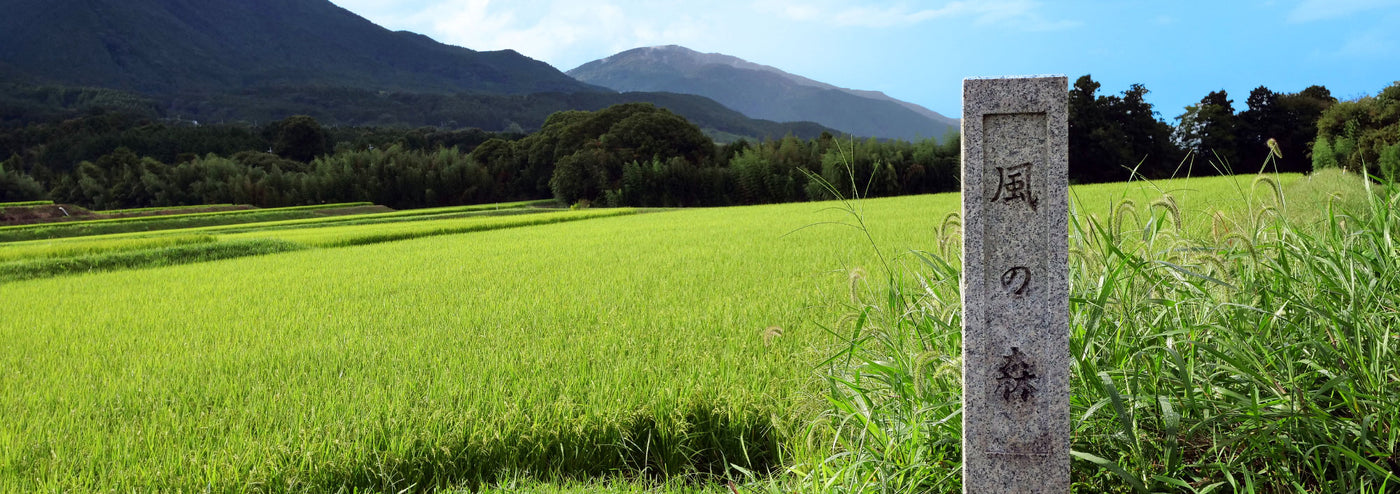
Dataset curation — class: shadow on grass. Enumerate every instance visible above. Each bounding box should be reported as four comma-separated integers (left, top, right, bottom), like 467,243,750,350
267,404,782,493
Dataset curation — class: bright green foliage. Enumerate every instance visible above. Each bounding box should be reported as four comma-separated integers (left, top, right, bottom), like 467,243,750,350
1312,135,1339,170
1380,142,1400,180
1315,81,1400,176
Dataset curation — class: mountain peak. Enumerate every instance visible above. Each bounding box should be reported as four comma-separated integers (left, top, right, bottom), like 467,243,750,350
568,46,957,140
0,0,598,95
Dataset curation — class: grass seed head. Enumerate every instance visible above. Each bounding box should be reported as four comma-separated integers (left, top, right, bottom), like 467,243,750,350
762,326,783,346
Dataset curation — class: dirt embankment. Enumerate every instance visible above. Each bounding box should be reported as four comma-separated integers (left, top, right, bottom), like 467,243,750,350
0,204,94,226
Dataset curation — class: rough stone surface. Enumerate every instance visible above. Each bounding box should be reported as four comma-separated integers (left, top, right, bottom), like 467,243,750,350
960,76,1069,494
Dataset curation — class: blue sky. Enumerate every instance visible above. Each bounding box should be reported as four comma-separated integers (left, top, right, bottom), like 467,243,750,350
328,0,1400,121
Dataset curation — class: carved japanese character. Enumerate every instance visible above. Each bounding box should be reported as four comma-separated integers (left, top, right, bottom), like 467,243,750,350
1001,266,1030,296
992,162,1038,211
996,347,1037,402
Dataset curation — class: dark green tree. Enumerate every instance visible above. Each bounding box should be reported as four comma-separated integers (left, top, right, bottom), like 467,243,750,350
1238,85,1334,173
272,115,329,163
1176,90,1240,172
1069,75,1181,183
0,157,46,202
1315,81,1399,175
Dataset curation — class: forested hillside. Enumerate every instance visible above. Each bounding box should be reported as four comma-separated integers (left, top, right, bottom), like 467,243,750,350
0,0,594,95
0,0,839,139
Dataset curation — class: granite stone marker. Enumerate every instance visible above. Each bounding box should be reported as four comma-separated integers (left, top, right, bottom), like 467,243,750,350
961,76,1069,493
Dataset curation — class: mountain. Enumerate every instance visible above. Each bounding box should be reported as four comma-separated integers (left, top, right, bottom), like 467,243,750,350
0,0,594,95
0,0,837,140
567,45,959,141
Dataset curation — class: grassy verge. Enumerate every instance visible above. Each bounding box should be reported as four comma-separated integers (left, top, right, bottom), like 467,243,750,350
0,200,54,207
770,170,1397,492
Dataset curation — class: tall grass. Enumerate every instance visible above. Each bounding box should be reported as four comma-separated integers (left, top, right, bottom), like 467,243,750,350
776,170,1398,492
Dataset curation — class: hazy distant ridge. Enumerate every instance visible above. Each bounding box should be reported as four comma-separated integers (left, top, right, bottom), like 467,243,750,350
569,45,958,140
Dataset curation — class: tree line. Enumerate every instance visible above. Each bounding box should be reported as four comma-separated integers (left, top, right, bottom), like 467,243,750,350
0,103,961,209
3,77,1398,209
1069,75,1344,182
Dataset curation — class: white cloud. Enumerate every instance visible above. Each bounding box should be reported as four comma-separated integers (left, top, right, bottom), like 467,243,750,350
380,0,733,70
1333,28,1398,58
1288,0,1400,23
326,0,1078,74
756,0,1078,30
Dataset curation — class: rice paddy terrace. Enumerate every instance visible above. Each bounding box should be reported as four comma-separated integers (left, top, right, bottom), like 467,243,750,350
0,171,1387,492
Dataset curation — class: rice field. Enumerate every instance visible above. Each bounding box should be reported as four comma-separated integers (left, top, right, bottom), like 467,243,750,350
0,201,55,207
0,172,1376,492
0,202,376,242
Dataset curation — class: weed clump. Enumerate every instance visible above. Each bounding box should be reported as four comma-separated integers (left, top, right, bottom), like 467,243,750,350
786,171,1398,492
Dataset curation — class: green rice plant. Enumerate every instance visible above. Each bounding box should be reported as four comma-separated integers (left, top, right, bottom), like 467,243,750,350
0,238,305,283
93,203,239,215
0,202,371,231
220,208,639,248
195,199,557,234
0,202,372,242
0,200,54,207
0,234,216,263
0,210,635,282
0,201,871,491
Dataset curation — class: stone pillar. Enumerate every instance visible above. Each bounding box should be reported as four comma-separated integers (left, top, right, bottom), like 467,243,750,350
960,75,1069,493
